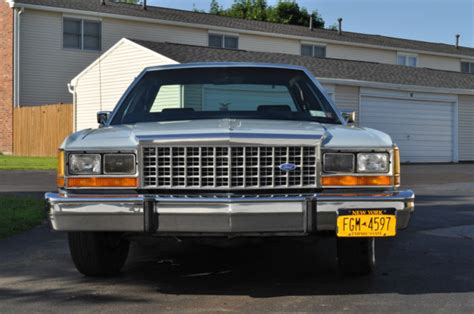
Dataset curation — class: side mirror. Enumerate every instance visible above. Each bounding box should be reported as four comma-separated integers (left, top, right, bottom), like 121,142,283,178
97,111,111,127
341,110,356,124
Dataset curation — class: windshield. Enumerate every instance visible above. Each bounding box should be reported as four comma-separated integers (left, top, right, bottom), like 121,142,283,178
110,67,341,125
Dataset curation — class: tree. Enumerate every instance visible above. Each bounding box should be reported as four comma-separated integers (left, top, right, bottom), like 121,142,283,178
209,0,222,15
203,0,325,28
267,1,324,28
327,22,338,31
221,0,268,21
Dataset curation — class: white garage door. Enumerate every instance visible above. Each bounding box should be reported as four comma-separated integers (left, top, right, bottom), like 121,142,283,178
360,96,455,163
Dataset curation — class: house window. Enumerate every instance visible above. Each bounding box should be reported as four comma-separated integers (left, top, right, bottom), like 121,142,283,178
301,44,326,58
208,34,239,49
397,53,417,67
461,61,474,74
63,18,102,51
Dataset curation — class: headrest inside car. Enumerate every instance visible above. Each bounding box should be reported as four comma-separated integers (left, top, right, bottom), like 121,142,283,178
257,105,292,113
161,108,195,113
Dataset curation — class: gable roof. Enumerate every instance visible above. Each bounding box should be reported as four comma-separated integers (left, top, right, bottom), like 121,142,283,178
127,39,474,91
13,0,474,58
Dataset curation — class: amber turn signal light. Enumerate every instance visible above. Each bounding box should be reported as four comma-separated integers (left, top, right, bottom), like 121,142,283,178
393,146,401,187
321,175,393,186
67,177,138,188
57,150,65,188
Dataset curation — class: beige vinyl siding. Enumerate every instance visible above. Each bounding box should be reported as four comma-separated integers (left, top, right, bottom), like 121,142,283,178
240,33,300,54
320,84,335,101
335,85,360,124
102,17,208,49
418,54,461,72
19,9,207,106
327,44,396,64
74,40,178,130
19,10,101,105
458,95,474,160
150,85,182,112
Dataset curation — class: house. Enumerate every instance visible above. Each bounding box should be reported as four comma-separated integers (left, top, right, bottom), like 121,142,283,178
1,0,473,162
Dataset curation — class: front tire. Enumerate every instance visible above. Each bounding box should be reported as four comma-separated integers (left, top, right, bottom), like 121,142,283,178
68,232,130,277
337,237,375,275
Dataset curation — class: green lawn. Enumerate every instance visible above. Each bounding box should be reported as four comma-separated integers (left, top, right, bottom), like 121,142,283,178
0,155,57,170
0,196,46,239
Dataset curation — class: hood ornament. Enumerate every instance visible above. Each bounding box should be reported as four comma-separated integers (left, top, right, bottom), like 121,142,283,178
219,119,242,131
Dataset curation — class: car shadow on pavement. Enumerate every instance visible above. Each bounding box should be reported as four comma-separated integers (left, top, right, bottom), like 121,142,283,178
120,196,474,298
121,223,473,298
0,191,48,199
0,200,472,304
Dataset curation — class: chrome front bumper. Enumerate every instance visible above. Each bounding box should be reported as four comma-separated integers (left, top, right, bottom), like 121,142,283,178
45,190,415,235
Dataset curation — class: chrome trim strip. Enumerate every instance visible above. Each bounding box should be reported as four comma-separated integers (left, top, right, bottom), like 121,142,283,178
45,190,414,204
136,133,323,141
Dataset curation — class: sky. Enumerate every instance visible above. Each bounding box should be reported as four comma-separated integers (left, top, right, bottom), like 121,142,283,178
148,0,474,47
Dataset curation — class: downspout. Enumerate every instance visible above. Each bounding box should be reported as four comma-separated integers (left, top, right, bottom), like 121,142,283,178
13,6,24,108
68,83,77,132
13,7,17,107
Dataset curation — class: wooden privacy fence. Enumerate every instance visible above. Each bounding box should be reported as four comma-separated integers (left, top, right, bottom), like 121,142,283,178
14,104,73,157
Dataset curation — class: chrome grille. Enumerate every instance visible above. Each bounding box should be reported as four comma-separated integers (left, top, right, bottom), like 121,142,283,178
142,146,318,189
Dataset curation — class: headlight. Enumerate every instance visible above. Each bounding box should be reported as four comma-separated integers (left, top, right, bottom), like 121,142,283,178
69,154,101,175
323,153,355,173
357,153,389,173
104,154,136,174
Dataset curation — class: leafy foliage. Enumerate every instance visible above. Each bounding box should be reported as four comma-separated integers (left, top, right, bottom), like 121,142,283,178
199,0,325,28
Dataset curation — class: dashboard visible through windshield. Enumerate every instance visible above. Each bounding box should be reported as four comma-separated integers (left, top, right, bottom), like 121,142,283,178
110,66,341,125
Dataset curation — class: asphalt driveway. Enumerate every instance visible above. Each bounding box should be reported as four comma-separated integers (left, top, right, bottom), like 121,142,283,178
0,164,473,313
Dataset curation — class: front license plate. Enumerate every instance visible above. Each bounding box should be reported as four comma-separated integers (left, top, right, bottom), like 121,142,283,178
337,208,397,237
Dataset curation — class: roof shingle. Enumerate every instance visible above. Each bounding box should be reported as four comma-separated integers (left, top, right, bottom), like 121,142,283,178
14,0,474,57
129,39,474,90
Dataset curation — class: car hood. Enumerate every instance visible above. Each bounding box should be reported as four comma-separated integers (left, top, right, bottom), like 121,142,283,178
62,119,392,150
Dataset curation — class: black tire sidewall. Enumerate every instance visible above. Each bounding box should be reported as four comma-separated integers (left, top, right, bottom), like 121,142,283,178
337,237,375,275
68,232,130,277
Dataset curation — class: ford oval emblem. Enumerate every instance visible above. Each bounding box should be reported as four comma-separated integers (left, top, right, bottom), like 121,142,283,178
279,163,297,172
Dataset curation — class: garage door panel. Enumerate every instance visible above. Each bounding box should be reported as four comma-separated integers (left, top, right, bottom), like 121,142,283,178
362,115,453,126
394,143,453,152
360,96,454,163
363,116,454,126
361,108,451,117
362,110,452,121
370,130,453,140
393,141,452,149
394,139,452,145
368,127,453,138
404,156,451,163
369,125,453,134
